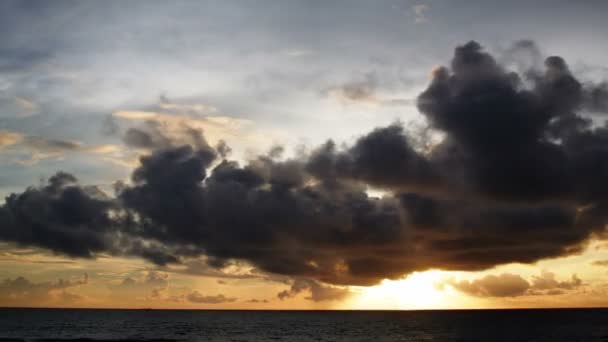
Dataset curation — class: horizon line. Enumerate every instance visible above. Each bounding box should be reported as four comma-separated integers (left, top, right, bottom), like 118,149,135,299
1,306,607,312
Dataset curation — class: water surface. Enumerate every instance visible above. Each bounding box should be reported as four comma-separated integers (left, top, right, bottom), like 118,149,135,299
0,308,607,341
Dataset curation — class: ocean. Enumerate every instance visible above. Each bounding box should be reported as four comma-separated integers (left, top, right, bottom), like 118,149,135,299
0,308,606,341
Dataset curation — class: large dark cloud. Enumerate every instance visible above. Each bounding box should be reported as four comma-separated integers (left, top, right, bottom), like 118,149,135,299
0,172,178,265
0,172,116,258
2,41,608,286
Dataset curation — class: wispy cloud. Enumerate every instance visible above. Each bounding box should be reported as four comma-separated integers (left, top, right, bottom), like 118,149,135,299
186,292,237,304
412,4,429,23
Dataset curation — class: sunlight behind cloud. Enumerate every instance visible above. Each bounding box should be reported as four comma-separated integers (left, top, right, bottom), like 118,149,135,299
344,270,472,310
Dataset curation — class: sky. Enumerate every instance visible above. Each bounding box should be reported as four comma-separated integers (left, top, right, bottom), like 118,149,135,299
1,0,608,310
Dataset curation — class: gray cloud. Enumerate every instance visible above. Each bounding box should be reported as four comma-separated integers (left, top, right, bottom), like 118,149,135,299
448,271,583,298
247,298,269,303
591,259,608,267
277,278,351,302
530,271,582,291
110,271,170,301
449,273,530,297
325,72,412,106
23,136,81,152
0,273,88,305
186,291,237,304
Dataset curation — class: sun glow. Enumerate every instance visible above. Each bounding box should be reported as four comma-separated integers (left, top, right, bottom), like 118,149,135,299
343,270,471,310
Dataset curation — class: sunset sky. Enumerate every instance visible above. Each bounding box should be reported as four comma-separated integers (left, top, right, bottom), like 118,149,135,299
1,0,608,310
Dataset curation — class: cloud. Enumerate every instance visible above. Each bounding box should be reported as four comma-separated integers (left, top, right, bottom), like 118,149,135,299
0,172,117,258
110,271,170,301
15,136,82,165
247,298,269,303
447,271,583,297
0,248,77,265
13,97,38,115
110,271,242,304
592,259,608,266
112,101,257,152
326,73,378,105
0,173,178,264
412,4,429,23
186,291,237,304
170,258,265,280
586,82,608,113
499,40,543,74
277,278,351,302
2,41,608,287
0,130,23,149
449,273,530,297
0,274,88,305
23,136,81,152
110,97,280,162
0,129,124,166
530,271,582,291
326,73,412,106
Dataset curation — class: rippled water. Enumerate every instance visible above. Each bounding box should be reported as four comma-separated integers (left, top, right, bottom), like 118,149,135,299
0,308,607,341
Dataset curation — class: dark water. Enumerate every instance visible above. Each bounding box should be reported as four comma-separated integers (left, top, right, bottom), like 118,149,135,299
0,308,607,342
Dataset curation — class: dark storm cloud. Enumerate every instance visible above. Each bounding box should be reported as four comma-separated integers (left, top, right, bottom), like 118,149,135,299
417,42,580,201
0,172,115,258
306,124,436,191
585,82,608,113
0,172,178,265
116,138,405,285
397,194,587,271
2,41,608,286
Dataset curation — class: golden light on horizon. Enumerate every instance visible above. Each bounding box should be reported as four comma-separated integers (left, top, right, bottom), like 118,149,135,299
343,270,474,310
